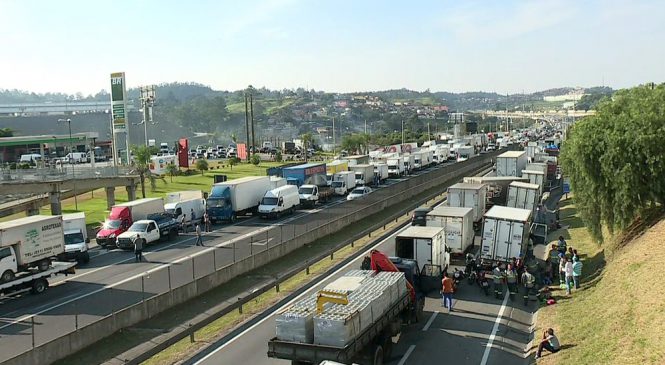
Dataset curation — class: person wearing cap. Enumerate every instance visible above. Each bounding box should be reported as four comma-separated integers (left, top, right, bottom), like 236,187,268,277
572,256,583,289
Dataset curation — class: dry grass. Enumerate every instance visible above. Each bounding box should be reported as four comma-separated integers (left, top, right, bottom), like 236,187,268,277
535,196,665,365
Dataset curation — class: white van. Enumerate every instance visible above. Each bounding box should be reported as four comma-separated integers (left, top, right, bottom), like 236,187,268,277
164,198,206,227
65,152,88,164
19,154,42,165
258,185,300,219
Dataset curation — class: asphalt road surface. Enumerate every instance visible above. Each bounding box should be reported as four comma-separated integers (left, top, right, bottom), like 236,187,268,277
187,195,534,365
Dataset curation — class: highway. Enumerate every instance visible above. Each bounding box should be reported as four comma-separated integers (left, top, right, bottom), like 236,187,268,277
186,167,534,365
0,160,466,362
187,211,534,365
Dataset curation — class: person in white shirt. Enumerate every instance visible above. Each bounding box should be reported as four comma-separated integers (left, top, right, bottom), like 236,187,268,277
536,328,560,359
564,258,574,295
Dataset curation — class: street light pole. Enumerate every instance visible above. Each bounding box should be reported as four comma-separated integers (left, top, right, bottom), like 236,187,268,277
58,118,78,210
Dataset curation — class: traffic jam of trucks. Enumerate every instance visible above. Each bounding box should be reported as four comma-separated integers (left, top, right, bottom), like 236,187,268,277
0,129,569,365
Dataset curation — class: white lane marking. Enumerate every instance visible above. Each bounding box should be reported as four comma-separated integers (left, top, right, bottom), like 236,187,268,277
422,311,439,331
480,291,510,365
397,345,416,365
193,218,416,364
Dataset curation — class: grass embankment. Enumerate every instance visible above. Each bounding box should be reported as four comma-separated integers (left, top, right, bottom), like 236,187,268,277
0,162,282,225
535,197,665,364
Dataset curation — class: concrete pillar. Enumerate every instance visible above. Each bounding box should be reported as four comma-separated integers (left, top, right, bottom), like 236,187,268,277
49,191,62,215
105,187,116,210
26,201,41,216
126,183,137,201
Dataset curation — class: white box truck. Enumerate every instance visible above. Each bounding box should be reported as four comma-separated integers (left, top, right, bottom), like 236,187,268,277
207,176,271,223
164,192,206,227
506,181,541,218
425,207,474,255
332,171,356,196
349,164,374,186
59,212,90,264
447,183,488,223
456,146,475,162
395,226,449,273
480,206,532,264
521,170,545,196
496,151,528,177
413,151,424,170
372,162,389,183
259,185,300,218
526,162,548,177
0,215,65,281
387,157,404,177
402,154,415,174
270,176,287,190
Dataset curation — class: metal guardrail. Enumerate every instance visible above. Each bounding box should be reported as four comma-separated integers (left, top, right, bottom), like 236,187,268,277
0,165,134,182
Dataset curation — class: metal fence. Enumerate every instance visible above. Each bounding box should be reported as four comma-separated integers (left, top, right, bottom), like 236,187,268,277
1,165,134,182
0,152,500,364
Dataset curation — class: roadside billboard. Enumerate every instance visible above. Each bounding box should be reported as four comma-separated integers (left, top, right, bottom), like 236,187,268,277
110,72,127,132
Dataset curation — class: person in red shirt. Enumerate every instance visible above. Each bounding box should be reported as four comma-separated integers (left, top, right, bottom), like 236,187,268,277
441,272,454,312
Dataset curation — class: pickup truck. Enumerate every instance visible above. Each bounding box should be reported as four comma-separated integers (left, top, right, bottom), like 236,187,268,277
115,213,179,250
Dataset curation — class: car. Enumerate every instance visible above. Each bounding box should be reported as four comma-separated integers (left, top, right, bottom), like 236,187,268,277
226,151,237,159
346,186,372,201
411,206,432,226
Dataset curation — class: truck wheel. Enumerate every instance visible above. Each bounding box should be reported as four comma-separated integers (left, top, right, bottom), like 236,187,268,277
78,252,90,265
31,278,48,294
1,270,15,283
372,344,384,365
169,229,177,240
230,214,237,223
37,259,50,271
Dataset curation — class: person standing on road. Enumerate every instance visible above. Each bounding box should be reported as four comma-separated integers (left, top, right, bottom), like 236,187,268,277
180,214,187,233
521,270,535,303
493,265,505,298
506,264,518,297
132,234,144,262
441,272,454,312
536,328,560,359
190,208,196,226
195,224,204,246
204,211,211,232
572,256,583,289
564,257,574,294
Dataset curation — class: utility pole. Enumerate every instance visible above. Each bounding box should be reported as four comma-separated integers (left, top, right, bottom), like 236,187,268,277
401,119,405,145
427,122,431,142
139,85,156,147
332,116,336,154
364,119,367,134
250,92,255,156
244,92,250,162
57,118,78,210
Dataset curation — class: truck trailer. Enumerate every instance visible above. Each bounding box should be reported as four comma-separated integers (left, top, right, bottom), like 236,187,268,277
480,206,532,265
206,176,271,223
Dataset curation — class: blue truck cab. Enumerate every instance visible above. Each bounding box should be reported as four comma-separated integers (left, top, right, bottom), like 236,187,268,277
206,184,232,222
281,163,327,187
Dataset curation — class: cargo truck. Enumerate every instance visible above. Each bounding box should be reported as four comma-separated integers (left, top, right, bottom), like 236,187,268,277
402,154,415,174
495,151,528,177
0,261,75,295
206,176,271,223
521,170,545,196
268,250,424,365
387,157,404,177
282,163,327,187
59,212,90,264
350,164,374,186
425,207,474,256
372,163,389,183
270,176,287,190
480,206,532,265
506,181,541,218
298,183,334,208
456,145,475,162
96,198,165,247
0,215,66,282
447,183,488,223
332,171,356,196
395,226,450,277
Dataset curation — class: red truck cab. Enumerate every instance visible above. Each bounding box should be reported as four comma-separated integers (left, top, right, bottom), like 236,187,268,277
95,207,132,248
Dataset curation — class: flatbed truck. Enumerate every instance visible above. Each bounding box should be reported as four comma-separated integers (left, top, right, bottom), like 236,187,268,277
0,261,76,296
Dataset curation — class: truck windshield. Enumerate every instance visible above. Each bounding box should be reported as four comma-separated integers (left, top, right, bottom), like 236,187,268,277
64,232,85,245
103,219,121,229
331,181,344,188
299,187,314,194
261,197,278,205
129,223,148,232
355,173,362,180
165,208,175,215
207,198,226,208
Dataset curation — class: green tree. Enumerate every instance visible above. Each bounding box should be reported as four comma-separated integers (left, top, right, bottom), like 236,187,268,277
195,159,209,176
228,156,240,170
561,83,665,243
0,128,13,137
130,145,153,198
275,151,283,163
300,133,313,162
165,162,178,182
250,153,261,166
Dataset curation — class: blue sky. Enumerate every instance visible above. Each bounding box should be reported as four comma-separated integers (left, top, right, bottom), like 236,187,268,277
1,0,664,95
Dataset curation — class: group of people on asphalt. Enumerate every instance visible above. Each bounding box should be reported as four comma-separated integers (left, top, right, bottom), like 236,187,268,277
132,210,212,262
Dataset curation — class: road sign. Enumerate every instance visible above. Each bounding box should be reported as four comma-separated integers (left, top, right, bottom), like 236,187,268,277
563,177,571,194
110,72,127,132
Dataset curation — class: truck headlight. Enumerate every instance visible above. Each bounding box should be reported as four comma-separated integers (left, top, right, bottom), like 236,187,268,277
109,233,116,238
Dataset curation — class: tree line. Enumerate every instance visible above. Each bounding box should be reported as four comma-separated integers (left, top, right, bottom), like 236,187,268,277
560,83,665,243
